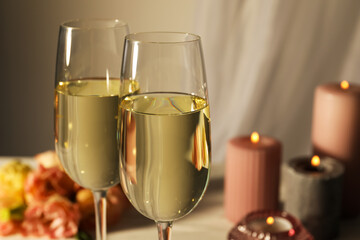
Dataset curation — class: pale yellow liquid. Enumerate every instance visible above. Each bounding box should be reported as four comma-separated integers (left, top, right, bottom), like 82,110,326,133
119,93,211,221
55,79,121,190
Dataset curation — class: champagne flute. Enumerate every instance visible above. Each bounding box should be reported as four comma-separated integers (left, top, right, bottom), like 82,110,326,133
118,32,211,240
54,19,129,240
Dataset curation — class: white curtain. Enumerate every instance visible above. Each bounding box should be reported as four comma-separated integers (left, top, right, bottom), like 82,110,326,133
194,0,360,164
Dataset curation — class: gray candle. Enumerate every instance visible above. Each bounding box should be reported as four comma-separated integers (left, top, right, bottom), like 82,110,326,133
282,155,344,240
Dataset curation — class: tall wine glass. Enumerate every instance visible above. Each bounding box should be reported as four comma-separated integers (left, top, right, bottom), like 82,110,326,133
54,19,129,240
118,32,211,240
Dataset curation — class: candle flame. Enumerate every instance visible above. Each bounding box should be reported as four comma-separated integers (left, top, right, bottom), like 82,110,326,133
341,80,349,90
266,216,274,225
311,155,320,167
251,132,260,144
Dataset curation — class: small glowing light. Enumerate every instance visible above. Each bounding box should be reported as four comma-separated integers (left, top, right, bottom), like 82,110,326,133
311,155,320,167
65,29,72,67
266,216,274,225
106,69,110,93
59,82,64,86
178,210,181,214
288,228,295,237
68,122,73,130
340,80,349,90
81,170,85,174
132,148,136,156
251,132,260,144
192,198,195,202
131,43,139,80
238,225,246,232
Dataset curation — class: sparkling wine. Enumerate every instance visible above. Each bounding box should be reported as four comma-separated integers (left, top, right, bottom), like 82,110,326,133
55,79,122,190
119,93,211,221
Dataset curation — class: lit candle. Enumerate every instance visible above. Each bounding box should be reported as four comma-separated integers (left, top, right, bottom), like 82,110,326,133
310,155,320,169
294,155,323,173
247,216,293,233
228,210,314,240
311,81,360,217
283,155,344,240
340,80,349,89
225,132,282,223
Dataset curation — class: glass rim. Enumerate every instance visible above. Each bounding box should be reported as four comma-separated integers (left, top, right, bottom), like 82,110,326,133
60,18,128,30
125,32,201,44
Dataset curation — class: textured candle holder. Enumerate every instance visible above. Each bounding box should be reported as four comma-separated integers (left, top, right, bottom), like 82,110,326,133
225,135,281,223
228,210,313,240
282,156,344,240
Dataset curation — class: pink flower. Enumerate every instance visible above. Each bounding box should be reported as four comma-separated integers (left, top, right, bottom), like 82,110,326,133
0,220,20,236
24,165,78,203
21,195,81,239
34,151,62,169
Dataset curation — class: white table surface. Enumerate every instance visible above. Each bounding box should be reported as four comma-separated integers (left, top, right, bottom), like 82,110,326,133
1,157,359,240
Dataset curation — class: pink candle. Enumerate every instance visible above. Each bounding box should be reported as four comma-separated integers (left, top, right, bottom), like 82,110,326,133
224,132,282,223
311,81,360,217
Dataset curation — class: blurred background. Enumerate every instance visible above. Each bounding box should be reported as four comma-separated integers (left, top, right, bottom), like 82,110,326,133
0,0,197,156
1,0,360,165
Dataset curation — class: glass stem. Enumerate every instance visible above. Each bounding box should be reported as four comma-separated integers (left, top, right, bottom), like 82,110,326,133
156,221,173,240
93,190,108,240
